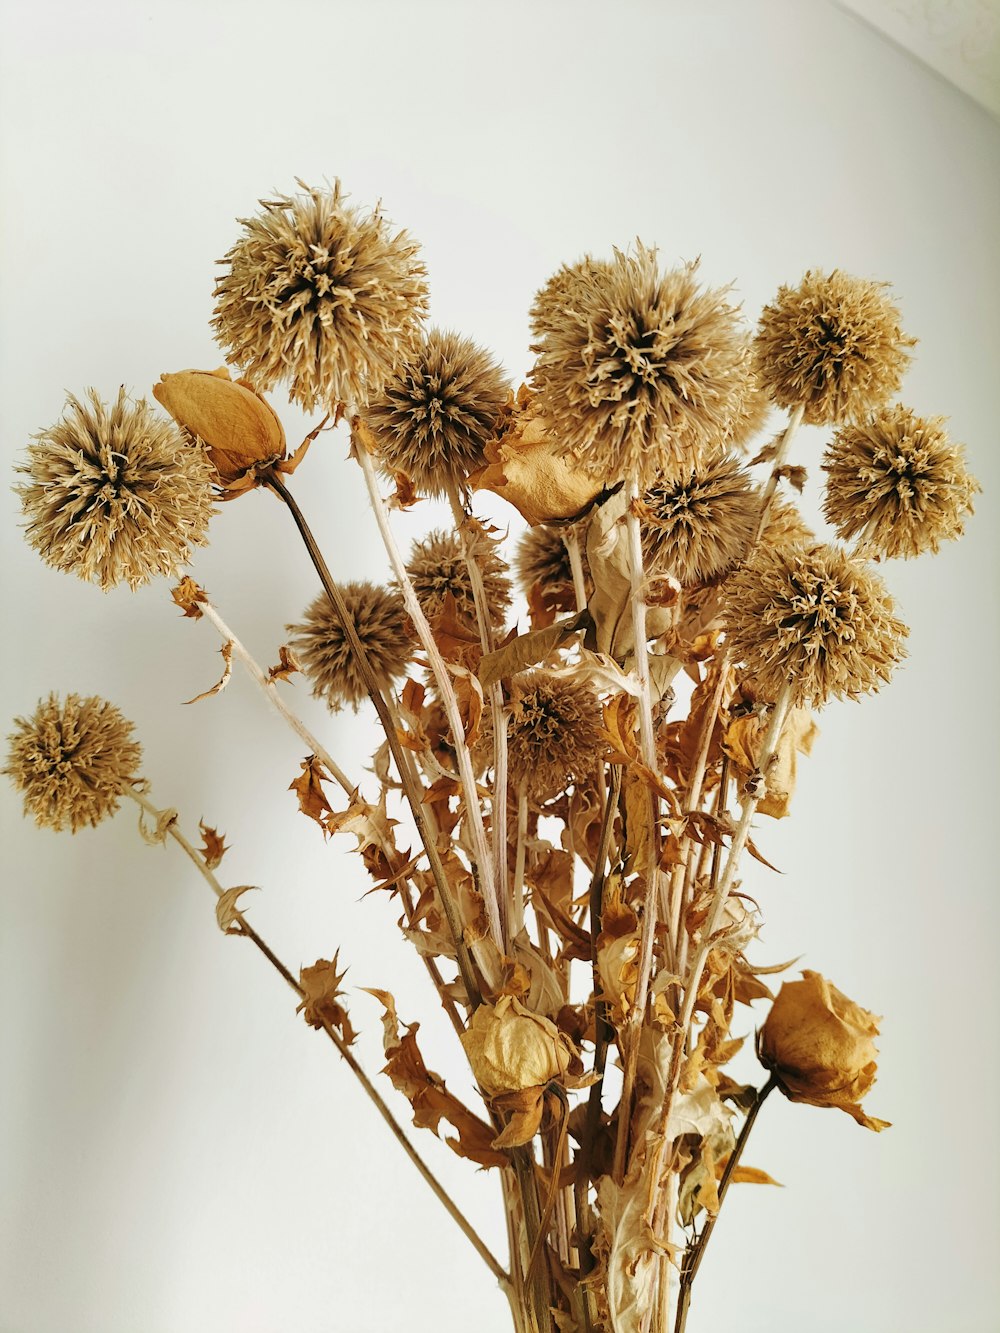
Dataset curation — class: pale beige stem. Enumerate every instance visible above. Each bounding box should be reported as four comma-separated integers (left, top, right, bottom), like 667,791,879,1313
613,481,664,1183
753,403,805,543
123,788,508,1288
195,598,354,796
512,783,528,939
351,425,503,954
563,525,588,611
446,482,511,948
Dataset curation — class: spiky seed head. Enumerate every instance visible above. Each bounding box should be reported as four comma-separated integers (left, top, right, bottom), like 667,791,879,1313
404,528,512,632
18,389,214,591
641,454,758,586
5,694,143,832
753,270,915,426
287,582,414,711
212,180,429,412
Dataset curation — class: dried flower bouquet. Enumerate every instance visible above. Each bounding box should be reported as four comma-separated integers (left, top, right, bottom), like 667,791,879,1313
6,180,980,1333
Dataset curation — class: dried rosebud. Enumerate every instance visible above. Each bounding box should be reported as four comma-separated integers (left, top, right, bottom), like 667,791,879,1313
758,970,890,1130
153,367,286,494
461,994,574,1097
473,386,603,526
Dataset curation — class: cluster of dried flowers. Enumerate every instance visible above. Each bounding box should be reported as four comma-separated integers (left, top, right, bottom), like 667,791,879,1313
6,180,980,1333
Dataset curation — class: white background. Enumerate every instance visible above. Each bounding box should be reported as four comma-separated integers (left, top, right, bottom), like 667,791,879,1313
1,2,998,1330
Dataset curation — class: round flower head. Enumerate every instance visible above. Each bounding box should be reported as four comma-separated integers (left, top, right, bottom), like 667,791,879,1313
723,372,772,451
503,671,607,803
287,582,414,710
515,523,591,614
405,528,512,633
722,543,908,708
212,180,429,412
529,247,751,488
753,270,915,426
821,404,979,559
760,495,815,550
18,389,214,591
366,329,510,498
641,453,758,586
5,694,142,833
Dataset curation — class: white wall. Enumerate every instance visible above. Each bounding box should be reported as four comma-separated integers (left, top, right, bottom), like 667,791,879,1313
1,2,998,1330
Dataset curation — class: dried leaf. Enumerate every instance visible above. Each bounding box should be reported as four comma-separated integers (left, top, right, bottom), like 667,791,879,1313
718,1159,782,1187
387,469,421,511
267,645,301,683
137,805,177,845
171,576,207,618
289,755,334,832
216,884,257,934
198,820,229,869
477,612,589,689
298,952,357,1045
183,640,233,705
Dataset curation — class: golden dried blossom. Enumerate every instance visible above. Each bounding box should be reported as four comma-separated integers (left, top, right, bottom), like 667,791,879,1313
405,528,511,633
515,524,591,613
212,180,428,412
503,671,607,802
821,404,979,558
529,248,751,487
722,543,908,708
724,373,772,450
474,387,604,525
4,694,142,833
641,453,758,586
18,389,214,591
366,329,510,498
460,994,574,1097
153,367,286,494
287,582,414,710
758,970,890,1131
753,270,915,426
761,495,815,550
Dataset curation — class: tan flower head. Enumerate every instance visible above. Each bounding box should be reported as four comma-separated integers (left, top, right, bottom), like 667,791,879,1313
515,524,591,615
758,970,890,1131
753,270,915,425
503,671,607,802
822,404,979,558
5,694,142,833
212,180,428,412
724,372,772,451
529,248,751,487
18,389,214,591
722,543,908,707
287,582,414,710
366,329,510,498
641,453,758,586
761,495,815,550
405,528,512,633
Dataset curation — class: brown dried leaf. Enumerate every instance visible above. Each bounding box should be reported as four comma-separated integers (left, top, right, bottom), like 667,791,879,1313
183,640,233,705
267,645,301,683
171,576,207,619
477,612,589,689
216,884,257,935
387,469,421,511
289,755,334,832
199,820,229,869
298,952,357,1046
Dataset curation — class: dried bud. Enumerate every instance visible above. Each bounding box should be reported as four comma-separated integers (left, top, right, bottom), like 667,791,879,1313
474,387,603,526
758,970,890,1131
153,367,286,493
461,994,574,1097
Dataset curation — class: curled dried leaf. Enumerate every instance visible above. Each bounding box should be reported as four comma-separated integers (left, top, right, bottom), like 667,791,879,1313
216,884,257,935
199,820,229,869
183,640,233,705
171,576,207,619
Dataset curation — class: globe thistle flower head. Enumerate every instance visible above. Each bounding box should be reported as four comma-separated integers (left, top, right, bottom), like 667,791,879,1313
722,543,908,708
515,524,591,616
18,389,215,591
504,671,607,803
529,247,751,488
753,270,915,426
366,329,511,498
821,404,979,559
761,495,815,551
641,453,757,587
405,528,512,634
287,582,414,711
5,694,143,833
723,372,772,451
212,180,429,412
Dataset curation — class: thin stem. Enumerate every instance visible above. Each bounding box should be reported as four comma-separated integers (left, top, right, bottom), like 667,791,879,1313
263,470,486,1004
752,403,805,544
512,784,528,940
674,1078,778,1333
563,526,588,612
613,483,663,1183
124,788,508,1288
348,432,503,957
446,481,511,948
